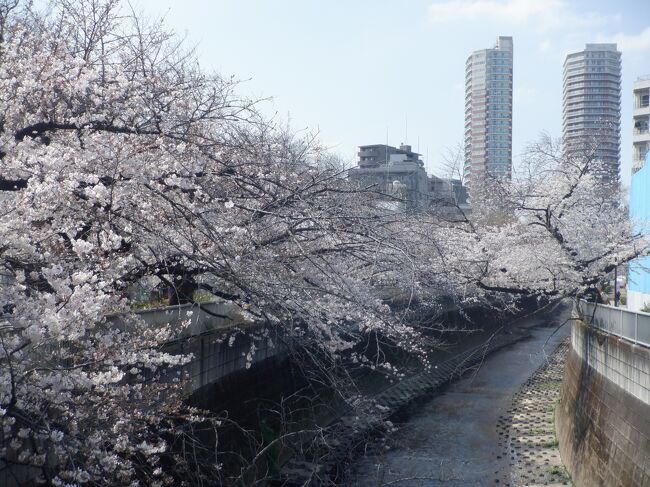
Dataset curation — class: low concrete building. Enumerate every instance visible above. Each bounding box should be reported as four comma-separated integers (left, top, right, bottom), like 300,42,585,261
429,175,468,205
349,144,430,207
349,144,468,209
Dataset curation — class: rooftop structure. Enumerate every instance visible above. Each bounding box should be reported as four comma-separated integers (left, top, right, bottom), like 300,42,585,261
349,145,429,207
358,143,423,168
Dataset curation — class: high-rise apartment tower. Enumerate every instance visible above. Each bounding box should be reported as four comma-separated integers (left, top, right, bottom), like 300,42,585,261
464,36,513,194
563,44,621,184
633,76,650,173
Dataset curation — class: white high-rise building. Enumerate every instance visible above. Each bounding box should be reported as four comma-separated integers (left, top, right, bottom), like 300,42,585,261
563,44,621,184
633,77,650,173
464,36,513,194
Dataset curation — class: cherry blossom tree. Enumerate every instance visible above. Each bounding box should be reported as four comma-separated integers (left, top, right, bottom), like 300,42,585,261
0,1,431,484
0,0,645,484
427,134,647,306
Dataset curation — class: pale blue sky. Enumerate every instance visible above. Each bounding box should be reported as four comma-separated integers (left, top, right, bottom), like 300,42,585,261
134,0,650,186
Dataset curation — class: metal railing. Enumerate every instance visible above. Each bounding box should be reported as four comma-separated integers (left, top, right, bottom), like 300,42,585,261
576,300,650,348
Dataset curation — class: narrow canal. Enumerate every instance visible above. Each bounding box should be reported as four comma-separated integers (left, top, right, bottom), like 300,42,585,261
347,312,571,486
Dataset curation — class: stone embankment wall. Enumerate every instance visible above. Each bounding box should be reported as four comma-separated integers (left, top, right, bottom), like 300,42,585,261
556,319,650,487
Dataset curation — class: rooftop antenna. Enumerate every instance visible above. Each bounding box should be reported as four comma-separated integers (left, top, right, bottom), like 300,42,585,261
385,127,389,164
386,127,389,183
405,114,408,144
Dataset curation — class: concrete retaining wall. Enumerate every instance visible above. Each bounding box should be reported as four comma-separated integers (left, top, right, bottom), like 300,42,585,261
109,302,285,395
556,319,650,486
108,300,242,335
172,321,285,395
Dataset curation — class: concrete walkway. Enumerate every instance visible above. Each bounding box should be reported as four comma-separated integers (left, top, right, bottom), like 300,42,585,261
347,313,571,486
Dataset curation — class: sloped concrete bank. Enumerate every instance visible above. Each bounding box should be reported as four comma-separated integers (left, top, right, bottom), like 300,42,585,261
556,319,650,487
341,308,571,487
279,309,567,486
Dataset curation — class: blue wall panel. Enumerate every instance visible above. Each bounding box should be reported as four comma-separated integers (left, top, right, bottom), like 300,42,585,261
628,153,650,293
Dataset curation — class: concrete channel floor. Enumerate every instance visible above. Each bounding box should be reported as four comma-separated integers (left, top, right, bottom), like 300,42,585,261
347,311,571,487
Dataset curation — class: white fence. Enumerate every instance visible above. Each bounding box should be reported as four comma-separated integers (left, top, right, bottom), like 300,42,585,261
577,300,650,348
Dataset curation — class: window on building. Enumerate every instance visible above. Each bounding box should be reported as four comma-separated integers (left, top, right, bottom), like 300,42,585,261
641,93,650,108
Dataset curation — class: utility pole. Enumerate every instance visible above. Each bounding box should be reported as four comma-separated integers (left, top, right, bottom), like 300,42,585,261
614,258,619,307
